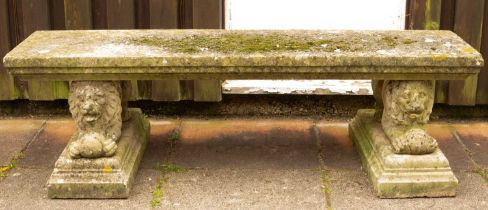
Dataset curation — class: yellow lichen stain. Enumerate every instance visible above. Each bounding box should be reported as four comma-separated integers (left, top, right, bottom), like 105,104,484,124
103,165,112,173
463,47,477,53
431,53,447,61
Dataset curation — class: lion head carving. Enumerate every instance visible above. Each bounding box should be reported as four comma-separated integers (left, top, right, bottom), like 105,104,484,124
381,80,437,154
68,81,122,158
382,80,434,126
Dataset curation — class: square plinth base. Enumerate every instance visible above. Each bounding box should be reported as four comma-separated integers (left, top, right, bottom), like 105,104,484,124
349,109,458,198
47,108,150,198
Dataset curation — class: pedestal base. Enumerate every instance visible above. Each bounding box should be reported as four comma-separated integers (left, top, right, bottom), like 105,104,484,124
349,109,458,198
47,108,150,198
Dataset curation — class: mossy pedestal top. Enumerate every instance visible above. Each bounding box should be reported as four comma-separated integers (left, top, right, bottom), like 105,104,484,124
3,30,484,80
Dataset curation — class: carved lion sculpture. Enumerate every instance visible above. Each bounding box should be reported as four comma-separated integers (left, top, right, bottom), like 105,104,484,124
381,80,438,155
67,81,122,158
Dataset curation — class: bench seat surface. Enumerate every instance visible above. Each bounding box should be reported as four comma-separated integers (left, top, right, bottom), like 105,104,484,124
3,30,484,80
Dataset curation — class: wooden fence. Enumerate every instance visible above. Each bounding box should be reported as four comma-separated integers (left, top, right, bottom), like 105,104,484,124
1,0,487,105
0,0,224,101
406,0,487,105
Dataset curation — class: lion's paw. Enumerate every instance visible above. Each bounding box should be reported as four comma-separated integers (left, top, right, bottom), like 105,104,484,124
68,132,107,158
390,128,438,155
102,139,117,157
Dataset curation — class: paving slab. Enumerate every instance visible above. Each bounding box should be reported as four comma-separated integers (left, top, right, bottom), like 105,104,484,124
0,168,159,210
316,121,362,170
17,119,73,169
0,119,45,165
451,122,488,167
427,123,475,171
174,119,317,169
140,120,178,169
328,169,488,210
160,168,326,210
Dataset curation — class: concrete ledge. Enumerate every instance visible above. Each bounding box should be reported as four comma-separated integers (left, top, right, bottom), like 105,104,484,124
349,109,458,198
47,108,150,198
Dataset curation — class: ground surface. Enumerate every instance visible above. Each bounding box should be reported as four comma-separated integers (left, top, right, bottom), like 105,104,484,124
0,116,487,210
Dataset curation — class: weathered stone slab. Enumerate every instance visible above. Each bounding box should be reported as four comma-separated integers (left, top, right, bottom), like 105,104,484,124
349,109,458,198
47,108,149,198
3,30,483,80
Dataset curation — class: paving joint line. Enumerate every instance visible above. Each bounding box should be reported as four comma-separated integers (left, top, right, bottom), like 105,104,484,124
150,117,184,209
448,125,488,186
448,125,478,166
312,120,333,210
0,119,48,180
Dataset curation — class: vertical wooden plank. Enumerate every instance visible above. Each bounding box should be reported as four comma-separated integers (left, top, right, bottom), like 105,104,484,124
476,1,488,104
405,0,445,103
191,0,223,102
149,0,179,28
406,0,441,30
448,0,485,105
192,0,222,29
50,0,65,30
179,0,193,29
145,0,183,101
15,0,66,100
434,0,457,104
92,0,108,29
37,0,92,100
63,0,92,29
0,0,17,100
135,0,149,29
93,0,138,100
106,0,135,29
93,0,135,28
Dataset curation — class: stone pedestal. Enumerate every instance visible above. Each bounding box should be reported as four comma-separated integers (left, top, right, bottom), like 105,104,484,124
47,108,149,198
349,109,458,198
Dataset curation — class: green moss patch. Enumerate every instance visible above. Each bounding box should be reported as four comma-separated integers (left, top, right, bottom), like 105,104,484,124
129,32,363,53
473,167,488,186
320,169,333,210
0,152,23,178
150,163,188,209
129,32,425,54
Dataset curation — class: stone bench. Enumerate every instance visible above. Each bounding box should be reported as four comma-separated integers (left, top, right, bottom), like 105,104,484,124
3,30,484,198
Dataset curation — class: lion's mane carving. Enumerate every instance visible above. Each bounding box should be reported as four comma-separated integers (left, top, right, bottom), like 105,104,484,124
67,81,122,158
383,80,433,126
381,80,437,155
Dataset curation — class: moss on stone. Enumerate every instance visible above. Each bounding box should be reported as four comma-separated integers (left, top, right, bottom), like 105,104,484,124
402,39,416,44
380,36,399,47
129,32,363,53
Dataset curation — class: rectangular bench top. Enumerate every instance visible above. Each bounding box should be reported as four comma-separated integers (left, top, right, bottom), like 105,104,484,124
3,30,484,80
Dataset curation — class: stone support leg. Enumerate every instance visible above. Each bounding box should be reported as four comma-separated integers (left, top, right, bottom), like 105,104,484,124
48,81,150,198
381,80,437,155
67,81,122,158
350,80,457,198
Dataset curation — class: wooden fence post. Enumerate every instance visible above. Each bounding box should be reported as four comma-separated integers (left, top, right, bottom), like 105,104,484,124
0,0,17,100
143,0,185,101
447,0,485,105
92,0,139,100
191,0,223,102
477,0,488,104
16,0,70,100
406,0,444,103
